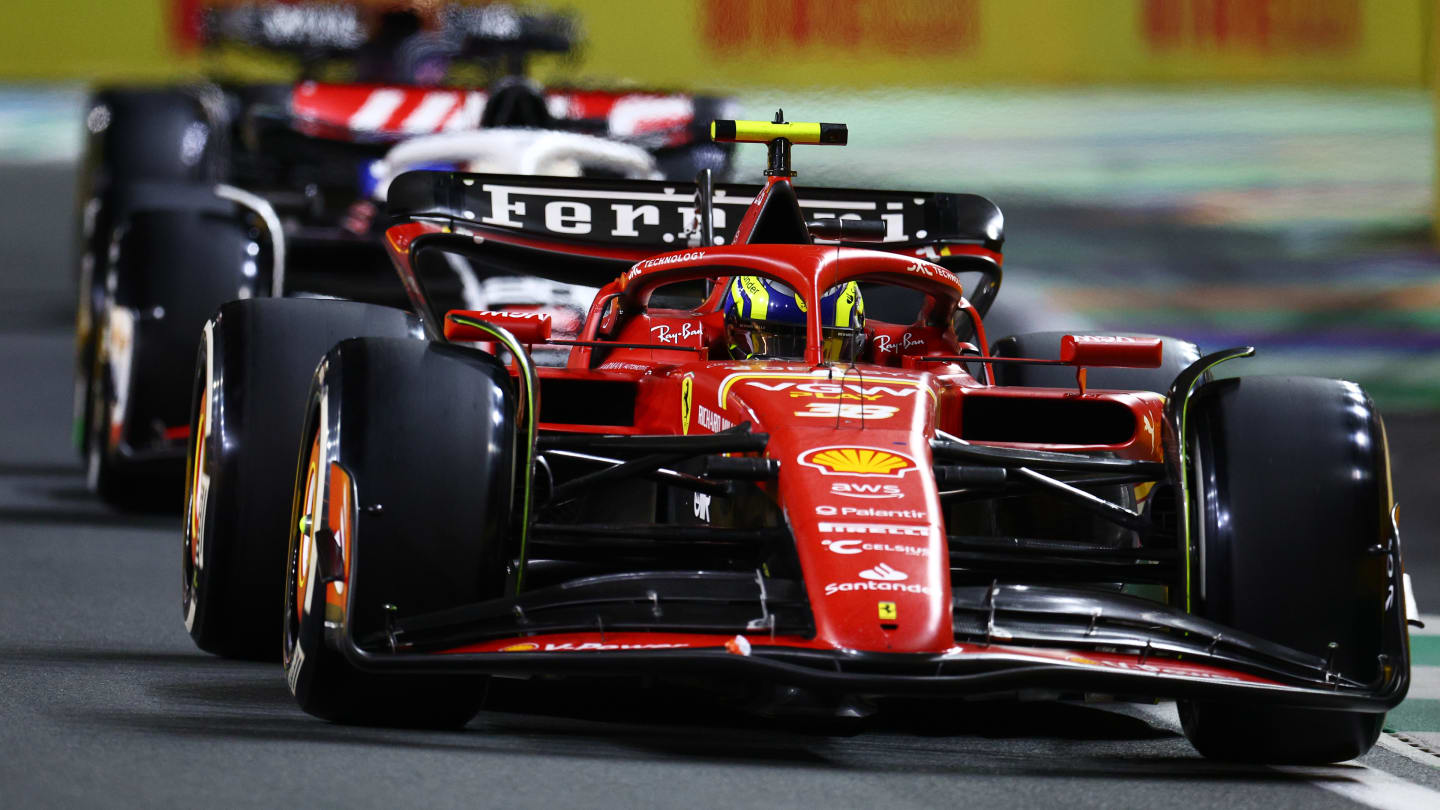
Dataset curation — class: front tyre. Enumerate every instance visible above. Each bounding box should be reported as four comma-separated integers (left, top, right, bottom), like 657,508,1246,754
183,299,421,659
1178,376,1394,764
282,337,516,727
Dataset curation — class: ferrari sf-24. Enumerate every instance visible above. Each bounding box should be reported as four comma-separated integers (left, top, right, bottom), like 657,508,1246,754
180,117,1414,764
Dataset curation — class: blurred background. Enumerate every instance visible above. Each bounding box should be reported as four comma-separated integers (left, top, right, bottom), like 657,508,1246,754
1,0,1436,405
2,1,1437,572
0,0,1438,746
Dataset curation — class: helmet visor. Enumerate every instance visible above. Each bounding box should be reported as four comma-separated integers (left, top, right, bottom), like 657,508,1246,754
729,323,866,362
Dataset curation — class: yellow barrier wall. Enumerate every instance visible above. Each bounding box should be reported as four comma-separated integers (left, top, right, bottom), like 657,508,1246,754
567,0,1431,88
0,0,1429,87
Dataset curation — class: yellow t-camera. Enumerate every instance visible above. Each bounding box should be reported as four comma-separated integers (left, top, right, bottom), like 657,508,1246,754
710,120,847,146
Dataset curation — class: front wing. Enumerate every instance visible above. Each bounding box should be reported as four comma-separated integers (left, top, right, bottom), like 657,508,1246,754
329,576,1408,713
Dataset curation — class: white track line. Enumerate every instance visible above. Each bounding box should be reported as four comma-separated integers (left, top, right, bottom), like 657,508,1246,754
1377,733,1440,768
1410,614,1440,635
1272,764,1440,810
1120,702,1440,810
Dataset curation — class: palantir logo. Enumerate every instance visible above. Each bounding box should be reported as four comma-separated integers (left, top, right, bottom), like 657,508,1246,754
858,563,907,582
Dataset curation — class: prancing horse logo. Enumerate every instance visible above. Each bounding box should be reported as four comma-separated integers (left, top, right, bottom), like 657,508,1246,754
680,376,693,435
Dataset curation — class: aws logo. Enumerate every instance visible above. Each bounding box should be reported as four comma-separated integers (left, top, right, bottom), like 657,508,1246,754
830,482,902,498
798,446,917,478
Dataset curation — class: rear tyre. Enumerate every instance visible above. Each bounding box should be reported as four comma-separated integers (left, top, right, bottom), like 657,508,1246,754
283,337,516,727
1178,376,1393,764
183,299,421,660
87,204,268,509
989,330,1201,393
75,88,224,457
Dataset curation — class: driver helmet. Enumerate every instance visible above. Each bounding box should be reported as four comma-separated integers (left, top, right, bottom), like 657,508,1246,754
721,276,865,362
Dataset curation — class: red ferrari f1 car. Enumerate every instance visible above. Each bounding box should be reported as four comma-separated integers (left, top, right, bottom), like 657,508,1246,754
182,116,1413,764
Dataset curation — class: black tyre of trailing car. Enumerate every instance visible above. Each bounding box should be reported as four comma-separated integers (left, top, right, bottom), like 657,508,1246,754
283,337,515,727
87,203,264,508
989,330,1202,393
75,88,224,458
183,299,422,659
1178,376,1392,764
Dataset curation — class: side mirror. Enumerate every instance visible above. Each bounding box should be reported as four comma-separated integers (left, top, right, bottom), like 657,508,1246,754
1060,335,1163,368
444,310,553,344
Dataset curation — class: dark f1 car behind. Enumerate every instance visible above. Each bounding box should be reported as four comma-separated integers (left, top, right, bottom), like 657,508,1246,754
75,1,734,506
182,116,1415,763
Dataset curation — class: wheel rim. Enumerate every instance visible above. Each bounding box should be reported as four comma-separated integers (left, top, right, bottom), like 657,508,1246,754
296,431,324,626
285,426,325,664
85,304,133,494
181,337,214,631
72,252,99,452
84,361,109,493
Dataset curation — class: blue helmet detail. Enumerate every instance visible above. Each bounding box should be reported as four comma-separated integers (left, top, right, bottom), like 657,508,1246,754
720,276,863,329
721,276,865,361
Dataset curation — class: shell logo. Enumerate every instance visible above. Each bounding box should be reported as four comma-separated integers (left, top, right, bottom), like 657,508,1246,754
799,446,917,478
499,642,540,652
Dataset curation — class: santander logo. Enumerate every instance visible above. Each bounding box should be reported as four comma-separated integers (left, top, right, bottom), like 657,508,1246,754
858,563,907,582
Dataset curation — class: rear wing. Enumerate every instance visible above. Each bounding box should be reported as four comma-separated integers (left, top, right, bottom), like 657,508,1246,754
386,170,1004,256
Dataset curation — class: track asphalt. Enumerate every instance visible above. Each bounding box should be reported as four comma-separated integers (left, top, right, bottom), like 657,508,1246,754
3,89,1440,807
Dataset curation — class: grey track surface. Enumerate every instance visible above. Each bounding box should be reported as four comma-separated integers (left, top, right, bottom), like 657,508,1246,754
3,162,1439,808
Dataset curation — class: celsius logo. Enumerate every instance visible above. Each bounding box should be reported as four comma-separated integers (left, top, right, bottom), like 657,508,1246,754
858,563,907,582
821,539,930,557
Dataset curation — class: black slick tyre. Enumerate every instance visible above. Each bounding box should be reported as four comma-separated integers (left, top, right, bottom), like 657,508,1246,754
183,299,421,660
1178,376,1393,764
75,87,223,459
282,337,515,727
87,204,268,509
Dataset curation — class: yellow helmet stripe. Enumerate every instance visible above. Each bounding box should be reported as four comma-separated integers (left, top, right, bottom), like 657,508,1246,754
727,278,746,318
832,282,860,327
737,275,771,319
